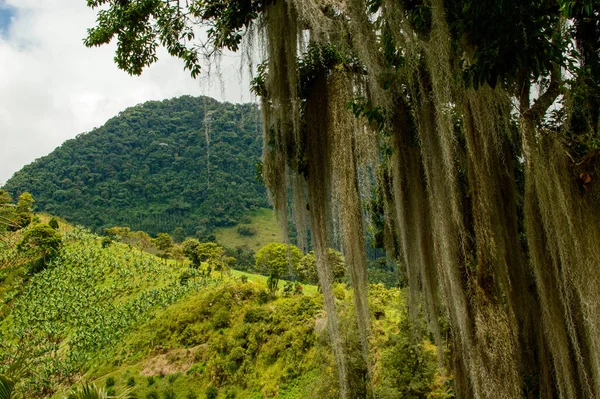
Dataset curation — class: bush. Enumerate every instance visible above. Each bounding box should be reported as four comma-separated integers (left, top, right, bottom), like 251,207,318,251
244,307,269,324
213,309,230,329
236,226,257,237
179,269,192,285
163,387,176,399
257,290,271,305
48,217,59,230
17,223,62,274
205,386,218,399
127,376,136,387
101,236,113,248
146,391,159,399
224,245,255,271
147,376,155,386
105,376,115,387
186,391,198,399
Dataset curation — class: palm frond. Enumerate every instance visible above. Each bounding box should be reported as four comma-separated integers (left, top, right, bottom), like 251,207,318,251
0,375,15,399
66,383,132,399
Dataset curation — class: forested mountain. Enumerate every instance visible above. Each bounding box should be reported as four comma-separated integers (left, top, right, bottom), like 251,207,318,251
2,96,268,237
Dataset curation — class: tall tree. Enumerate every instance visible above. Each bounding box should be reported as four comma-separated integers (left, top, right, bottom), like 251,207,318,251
154,232,173,259
255,243,303,294
8,192,34,231
85,1,600,397
17,223,62,273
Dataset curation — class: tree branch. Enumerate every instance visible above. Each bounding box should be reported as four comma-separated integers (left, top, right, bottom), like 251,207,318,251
527,67,563,125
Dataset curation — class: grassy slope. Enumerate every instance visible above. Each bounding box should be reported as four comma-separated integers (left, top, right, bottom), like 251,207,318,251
0,220,324,399
1,218,449,399
214,208,282,250
79,283,325,399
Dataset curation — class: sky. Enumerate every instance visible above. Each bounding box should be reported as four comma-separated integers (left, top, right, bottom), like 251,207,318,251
0,0,252,186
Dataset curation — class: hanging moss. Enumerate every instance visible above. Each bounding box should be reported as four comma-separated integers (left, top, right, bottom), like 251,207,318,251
524,133,600,398
304,71,350,398
253,1,600,398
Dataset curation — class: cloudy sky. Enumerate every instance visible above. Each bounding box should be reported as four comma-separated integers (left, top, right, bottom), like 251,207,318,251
0,0,252,186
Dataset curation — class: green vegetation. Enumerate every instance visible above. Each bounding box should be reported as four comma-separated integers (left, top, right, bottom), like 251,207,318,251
0,190,34,234
84,1,600,397
0,218,446,398
84,0,600,396
0,226,203,397
255,243,303,294
16,223,62,274
214,208,281,250
2,96,267,238
297,250,345,285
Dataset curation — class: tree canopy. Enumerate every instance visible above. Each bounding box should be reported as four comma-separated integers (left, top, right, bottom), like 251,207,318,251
297,249,346,285
17,223,62,273
255,242,303,293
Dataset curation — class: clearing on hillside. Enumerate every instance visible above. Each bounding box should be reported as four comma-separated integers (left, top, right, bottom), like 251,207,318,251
214,208,281,249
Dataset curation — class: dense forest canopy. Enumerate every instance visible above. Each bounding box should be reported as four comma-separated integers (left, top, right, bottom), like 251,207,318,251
85,1,600,398
2,96,268,237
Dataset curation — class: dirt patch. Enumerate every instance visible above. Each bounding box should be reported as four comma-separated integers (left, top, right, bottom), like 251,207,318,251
140,346,204,376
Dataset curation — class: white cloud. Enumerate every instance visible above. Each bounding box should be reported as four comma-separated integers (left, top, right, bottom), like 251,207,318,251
0,0,251,186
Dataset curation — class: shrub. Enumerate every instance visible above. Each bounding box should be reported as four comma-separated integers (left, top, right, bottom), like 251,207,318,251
186,391,198,399
48,217,59,230
179,269,192,285
257,290,270,305
147,376,155,386
146,391,159,399
240,275,248,283
236,226,257,237
213,309,230,330
163,387,176,399
244,307,269,324
17,223,62,274
127,376,136,387
228,346,246,369
105,376,115,387
101,236,113,248
205,386,218,399
282,280,295,297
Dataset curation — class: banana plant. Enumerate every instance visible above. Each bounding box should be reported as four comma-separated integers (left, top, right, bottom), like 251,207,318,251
66,383,131,399
0,375,14,399
0,357,26,399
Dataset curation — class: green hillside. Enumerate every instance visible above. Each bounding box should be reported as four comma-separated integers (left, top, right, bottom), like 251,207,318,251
214,208,281,250
0,220,451,399
2,96,268,238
